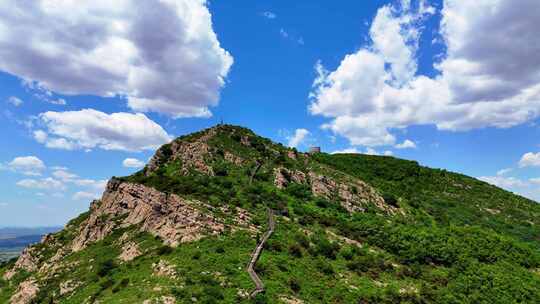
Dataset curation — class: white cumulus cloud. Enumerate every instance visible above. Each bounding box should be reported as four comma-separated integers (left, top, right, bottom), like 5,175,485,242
332,147,361,154
16,166,107,199
287,129,310,148
0,0,233,118
16,177,65,190
52,169,78,182
73,179,107,191
33,109,172,152
7,96,23,106
261,11,277,19
519,152,540,168
8,156,46,176
496,168,512,176
309,0,540,146
395,139,417,149
529,178,540,185
72,191,101,201
51,168,107,192
332,147,393,156
478,175,529,189
123,158,145,168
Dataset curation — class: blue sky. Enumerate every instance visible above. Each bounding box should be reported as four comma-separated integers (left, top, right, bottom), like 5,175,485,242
1,0,540,227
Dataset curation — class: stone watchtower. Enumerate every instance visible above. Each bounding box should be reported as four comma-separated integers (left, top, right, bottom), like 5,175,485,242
308,146,321,154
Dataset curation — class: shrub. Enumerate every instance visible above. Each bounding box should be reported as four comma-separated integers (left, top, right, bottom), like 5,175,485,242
316,259,334,275
214,163,228,177
286,184,312,200
315,198,330,208
97,259,116,277
112,278,129,293
340,246,356,261
203,285,224,301
289,244,303,258
289,278,301,293
383,193,399,207
265,239,283,252
253,293,268,304
215,245,225,254
157,245,173,255
200,275,219,286
314,237,340,260
172,287,189,299
295,233,310,249
99,278,115,290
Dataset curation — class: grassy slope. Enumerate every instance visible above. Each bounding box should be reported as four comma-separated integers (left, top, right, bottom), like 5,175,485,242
312,153,540,247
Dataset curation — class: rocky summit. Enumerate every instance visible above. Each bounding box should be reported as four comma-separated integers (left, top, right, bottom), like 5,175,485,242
1,125,539,303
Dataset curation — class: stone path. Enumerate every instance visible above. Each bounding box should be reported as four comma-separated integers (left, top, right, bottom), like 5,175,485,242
247,208,275,298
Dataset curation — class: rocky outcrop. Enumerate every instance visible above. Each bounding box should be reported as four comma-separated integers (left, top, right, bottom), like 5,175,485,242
146,129,216,176
224,151,244,165
3,248,38,280
59,279,80,296
152,260,177,278
240,135,251,146
9,279,39,304
72,179,226,251
218,206,257,233
273,167,398,214
309,171,394,213
274,168,288,189
280,296,305,304
119,242,141,262
273,167,307,189
143,296,176,304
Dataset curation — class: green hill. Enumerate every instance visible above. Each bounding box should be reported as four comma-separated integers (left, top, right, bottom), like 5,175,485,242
1,125,539,304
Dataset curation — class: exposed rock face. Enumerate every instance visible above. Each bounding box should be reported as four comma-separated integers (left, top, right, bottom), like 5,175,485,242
72,179,226,251
38,248,68,276
224,151,244,165
143,296,176,304
152,260,177,278
309,171,393,213
10,279,39,304
218,206,257,233
59,279,80,296
273,166,397,214
3,248,38,280
240,135,251,146
274,168,288,189
280,296,305,304
119,242,142,262
146,129,216,176
273,167,307,189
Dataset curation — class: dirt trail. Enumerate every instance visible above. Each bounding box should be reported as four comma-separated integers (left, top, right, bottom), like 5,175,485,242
247,208,275,298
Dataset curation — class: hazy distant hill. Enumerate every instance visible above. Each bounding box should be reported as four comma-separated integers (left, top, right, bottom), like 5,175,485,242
0,227,62,240
0,227,62,263
1,125,539,304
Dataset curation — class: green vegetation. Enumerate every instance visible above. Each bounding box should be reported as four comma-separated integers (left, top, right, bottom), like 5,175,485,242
1,125,539,303
312,153,540,247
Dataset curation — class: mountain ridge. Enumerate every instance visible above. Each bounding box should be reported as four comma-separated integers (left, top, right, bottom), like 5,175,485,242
1,124,539,303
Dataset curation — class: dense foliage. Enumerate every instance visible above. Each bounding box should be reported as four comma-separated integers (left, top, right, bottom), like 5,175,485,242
312,153,540,247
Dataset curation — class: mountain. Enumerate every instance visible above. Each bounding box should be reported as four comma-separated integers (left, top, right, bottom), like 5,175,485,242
1,125,539,304
0,228,62,241
0,228,63,264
